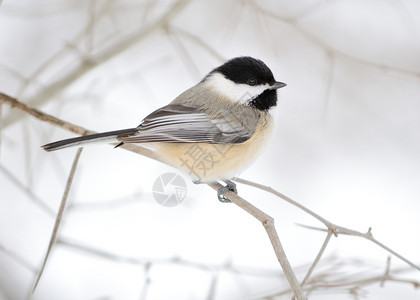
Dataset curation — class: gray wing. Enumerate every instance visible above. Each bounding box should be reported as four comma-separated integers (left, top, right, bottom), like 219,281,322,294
117,104,258,144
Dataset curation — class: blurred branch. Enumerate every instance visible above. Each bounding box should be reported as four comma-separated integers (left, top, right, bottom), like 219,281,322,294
171,26,226,62
164,25,202,80
249,0,420,78
15,0,116,99
287,0,333,20
268,259,420,299
32,147,83,291
139,262,152,300
300,229,333,288
311,271,420,292
57,237,287,278
0,165,55,217
381,256,392,287
67,191,143,211
0,242,36,273
206,271,219,300
4,0,192,127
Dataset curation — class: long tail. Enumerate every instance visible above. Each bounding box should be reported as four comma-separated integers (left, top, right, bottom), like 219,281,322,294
42,128,137,152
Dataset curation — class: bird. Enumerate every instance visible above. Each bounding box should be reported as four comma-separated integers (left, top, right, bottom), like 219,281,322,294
42,56,286,202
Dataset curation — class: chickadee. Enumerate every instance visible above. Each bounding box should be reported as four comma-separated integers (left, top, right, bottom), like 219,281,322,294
43,56,286,202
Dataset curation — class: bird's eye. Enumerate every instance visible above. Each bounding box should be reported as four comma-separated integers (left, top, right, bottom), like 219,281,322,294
247,78,257,86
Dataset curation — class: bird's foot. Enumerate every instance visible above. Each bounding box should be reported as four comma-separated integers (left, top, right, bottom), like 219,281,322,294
217,180,237,203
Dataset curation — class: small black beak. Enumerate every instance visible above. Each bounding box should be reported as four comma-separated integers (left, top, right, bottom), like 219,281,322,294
269,81,287,90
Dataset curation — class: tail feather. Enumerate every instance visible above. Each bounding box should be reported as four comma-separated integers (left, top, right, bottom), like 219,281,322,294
42,128,137,152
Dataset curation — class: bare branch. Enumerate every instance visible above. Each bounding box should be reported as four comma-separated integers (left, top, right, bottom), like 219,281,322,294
235,178,420,273
207,182,306,300
301,230,333,287
32,147,83,291
380,256,392,287
234,178,332,228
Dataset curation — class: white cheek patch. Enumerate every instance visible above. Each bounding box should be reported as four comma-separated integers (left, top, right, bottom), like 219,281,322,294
205,73,269,104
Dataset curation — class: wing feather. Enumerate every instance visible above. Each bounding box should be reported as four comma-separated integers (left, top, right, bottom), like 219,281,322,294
117,104,258,144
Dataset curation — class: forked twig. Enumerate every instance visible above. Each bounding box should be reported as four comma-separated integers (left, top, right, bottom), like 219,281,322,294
234,177,420,285
208,182,306,300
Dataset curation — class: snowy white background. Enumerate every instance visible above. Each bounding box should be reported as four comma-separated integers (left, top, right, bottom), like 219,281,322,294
0,0,419,299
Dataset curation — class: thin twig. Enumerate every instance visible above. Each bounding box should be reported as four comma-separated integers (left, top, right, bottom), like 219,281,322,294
380,256,391,287
208,182,306,300
301,230,333,287
139,262,152,300
32,148,83,291
234,178,332,227
235,178,420,273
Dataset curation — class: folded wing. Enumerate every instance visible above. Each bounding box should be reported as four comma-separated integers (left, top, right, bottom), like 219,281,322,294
118,104,257,144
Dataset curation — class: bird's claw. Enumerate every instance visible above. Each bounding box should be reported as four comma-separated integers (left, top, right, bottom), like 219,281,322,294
217,180,237,203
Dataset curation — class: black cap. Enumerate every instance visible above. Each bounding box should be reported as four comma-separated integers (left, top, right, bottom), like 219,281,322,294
212,56,277,86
